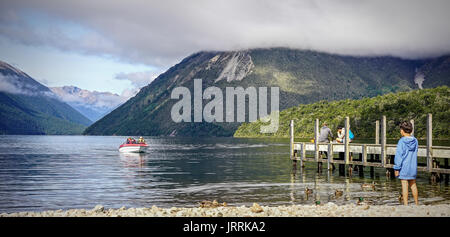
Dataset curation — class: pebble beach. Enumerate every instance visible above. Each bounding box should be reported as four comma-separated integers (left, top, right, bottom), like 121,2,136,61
1,203,449,217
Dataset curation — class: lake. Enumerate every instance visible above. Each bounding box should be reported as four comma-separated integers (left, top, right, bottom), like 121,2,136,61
0,135,449,213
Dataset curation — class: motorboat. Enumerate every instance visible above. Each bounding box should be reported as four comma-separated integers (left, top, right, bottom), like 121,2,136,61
119,143,149,153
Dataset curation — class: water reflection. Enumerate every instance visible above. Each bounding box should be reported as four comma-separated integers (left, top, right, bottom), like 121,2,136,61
119,153,145,168
0,135,448,213
286,162,450,206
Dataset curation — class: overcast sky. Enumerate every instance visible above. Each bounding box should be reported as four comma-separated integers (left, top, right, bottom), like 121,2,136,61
1,0,450,96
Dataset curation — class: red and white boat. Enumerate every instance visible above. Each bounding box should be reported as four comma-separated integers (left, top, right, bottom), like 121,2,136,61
119,143,149,153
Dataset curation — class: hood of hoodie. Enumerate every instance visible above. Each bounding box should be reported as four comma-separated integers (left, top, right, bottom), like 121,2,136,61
402,136,418,151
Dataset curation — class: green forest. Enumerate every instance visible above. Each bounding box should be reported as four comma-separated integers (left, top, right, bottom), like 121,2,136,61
234,86,450,139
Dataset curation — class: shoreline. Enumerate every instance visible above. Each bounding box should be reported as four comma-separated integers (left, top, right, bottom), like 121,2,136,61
2,203,449,217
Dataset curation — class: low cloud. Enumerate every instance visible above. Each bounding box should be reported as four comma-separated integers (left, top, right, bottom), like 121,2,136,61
94,93,128,109
120,88,139,99
0,73,54,97
115,71,158,97
50,86,128,110
0,74,24,94
115,71,157,88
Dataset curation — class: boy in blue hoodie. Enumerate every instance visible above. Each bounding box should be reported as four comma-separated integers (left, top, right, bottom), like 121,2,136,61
394,121,419,205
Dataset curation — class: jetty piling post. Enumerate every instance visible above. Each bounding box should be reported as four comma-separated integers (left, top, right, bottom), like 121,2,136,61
445,158,449,184
315,119,321,172
427,113,438,183
339,164,345,176
427,113,432,172
358,165,364,177
356,149,363,176
344,117,350,164
290,120,296,165
369,120,379,176
360,144,367,177
327,143,333,171
373,120,380,163
410,119,414,137
381,116,387,167
344,116,352,176
388,155,396,179
300,142,306,168
315,119,319,161
375,120,380,145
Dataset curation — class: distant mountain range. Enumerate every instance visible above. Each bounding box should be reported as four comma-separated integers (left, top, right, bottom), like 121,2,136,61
50,86,127,122
84,48,450,136
0,61,92,135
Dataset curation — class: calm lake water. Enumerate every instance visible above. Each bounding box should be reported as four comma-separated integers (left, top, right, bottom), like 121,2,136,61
0,135,449,213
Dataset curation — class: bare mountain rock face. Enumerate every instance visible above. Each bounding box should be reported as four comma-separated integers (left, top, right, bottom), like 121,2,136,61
215,51,254,82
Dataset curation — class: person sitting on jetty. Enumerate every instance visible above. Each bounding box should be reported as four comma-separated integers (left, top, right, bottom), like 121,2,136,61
138,136,146,144
319,122,333,143
336,126,354,143
394,121,419,205
318,123,333,160
336,126,344,143
349,128,354,142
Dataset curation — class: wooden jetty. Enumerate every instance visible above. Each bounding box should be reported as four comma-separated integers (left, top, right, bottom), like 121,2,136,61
289,113,450,182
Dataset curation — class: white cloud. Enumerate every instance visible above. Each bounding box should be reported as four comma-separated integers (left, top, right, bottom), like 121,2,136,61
0,75,24,94
0,73,54,97
92,93,128,109
0,0,450,69
115,71,157,88
50,86,128,109
114,71,158,98
120,87,140,99
0,8,118,60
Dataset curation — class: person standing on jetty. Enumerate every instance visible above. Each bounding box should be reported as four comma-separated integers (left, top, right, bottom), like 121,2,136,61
393,121,419,205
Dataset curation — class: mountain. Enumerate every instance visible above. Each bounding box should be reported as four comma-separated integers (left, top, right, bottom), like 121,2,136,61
0,61,92,135
235,86,450,139
84,48,450,136
50,86,127,122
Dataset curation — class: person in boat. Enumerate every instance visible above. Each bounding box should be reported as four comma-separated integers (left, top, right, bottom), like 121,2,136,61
138,136,146,144
131,138,137,144
126,137,132,144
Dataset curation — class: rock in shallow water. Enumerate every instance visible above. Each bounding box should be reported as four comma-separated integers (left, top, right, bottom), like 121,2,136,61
93,205,104,213
250,203,264,213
